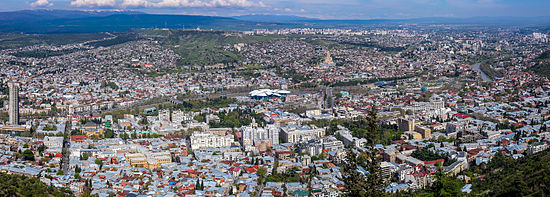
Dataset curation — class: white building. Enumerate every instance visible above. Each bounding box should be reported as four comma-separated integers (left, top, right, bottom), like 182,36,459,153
280,125,325,143
241,124,279,147
190,132,234,150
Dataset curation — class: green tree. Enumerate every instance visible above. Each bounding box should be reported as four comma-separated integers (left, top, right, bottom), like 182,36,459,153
103,129,115,138
80,153,89,160
342,107,386,197
22,150,35,161
429,163,463,197
257,167,267,185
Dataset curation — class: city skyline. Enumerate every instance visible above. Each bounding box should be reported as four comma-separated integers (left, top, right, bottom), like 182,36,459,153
0,0,549,19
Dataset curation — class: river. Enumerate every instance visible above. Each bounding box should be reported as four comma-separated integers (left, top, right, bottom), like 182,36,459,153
472,63,492,82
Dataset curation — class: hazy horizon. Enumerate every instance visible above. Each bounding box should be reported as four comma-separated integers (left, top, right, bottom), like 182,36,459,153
1,0,549,20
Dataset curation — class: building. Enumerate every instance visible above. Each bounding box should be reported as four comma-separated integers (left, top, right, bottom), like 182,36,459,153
415,125,432,139
8,82,19,125
398,117,415,132
319,50,336,67
125,145,172,169
80,122,104,136
249,89,290,100
190,132,234,150
300,136,344,156
280,125,325,143
241,124,279,148
159,109,170,122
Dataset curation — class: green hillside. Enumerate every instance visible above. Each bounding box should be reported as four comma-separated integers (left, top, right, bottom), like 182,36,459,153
149,30,280,66
472,149,550,196
530,50,550,79
0,172,73,196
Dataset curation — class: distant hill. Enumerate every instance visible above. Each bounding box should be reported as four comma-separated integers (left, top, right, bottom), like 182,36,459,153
0,9,143,24
233,14,315,22
0,10,550,33
0,14,275,33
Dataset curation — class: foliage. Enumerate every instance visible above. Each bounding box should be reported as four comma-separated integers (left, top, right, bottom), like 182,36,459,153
275,68,311,83
103,129,115,138
43,125,58,131
100,81,119,90
339,41,407,52
157,30,275,66
265,167,305,183
329,75,414,87
86,33,140,47
11,48,83,58
341,108,387,197
0,172,73,196
472,149,550,196
80,152,89,160
172,96,237,112
417,163,464,197
22,150,35,161
305,117,399,145
0,33,109,50
529,50,550,79
209,108,266,128
411,149,447,162
479,63,503,79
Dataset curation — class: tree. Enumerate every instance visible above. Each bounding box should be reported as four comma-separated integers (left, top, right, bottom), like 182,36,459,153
81,152,89,160
0,172,72,196
257,167,267,185
342,107,386,197
103,129,115,138
195,179,200,190
95,159,103,166
429,163,463,197
22,149,35,161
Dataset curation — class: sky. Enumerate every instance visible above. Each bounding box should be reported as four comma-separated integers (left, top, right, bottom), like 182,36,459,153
1,0,550,19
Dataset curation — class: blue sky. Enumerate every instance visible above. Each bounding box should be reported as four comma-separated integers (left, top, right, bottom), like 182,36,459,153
2,0,550,19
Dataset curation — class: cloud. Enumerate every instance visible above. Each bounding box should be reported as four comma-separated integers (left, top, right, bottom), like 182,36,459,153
70,0,116,7
121,0,150,7
30,0,53,7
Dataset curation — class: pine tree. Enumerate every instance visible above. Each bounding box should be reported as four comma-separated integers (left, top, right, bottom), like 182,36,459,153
195,179,200,190
342,107,387,197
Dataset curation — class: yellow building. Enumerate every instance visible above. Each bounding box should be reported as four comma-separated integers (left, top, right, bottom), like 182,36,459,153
415,125,432,139
403,131,423,140
126,153,148,168
81,122,104,136
125,152,172,169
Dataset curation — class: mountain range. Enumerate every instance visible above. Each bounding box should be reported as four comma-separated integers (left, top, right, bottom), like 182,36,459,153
0,10,549,33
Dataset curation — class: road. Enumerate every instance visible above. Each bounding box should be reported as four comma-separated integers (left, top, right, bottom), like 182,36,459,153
472,63,492,82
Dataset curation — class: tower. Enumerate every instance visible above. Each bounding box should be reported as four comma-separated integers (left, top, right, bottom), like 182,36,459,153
8,82,20,125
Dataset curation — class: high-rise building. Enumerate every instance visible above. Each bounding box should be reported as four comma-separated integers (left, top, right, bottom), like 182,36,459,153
8,82,20,125
397,117,415,132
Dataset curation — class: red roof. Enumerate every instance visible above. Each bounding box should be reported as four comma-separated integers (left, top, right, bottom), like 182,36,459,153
423,159,445,165
71,135,88,142
453,113,471,119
